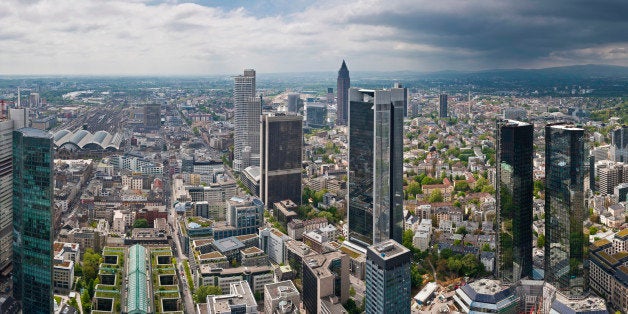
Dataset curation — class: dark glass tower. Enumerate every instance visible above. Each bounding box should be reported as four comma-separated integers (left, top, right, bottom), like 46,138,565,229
365,239,412,314
260,113,303,207
495,120,534,283
612,126,628,162
544,123,587,296
439,94,448,118
336,60,350,126
12,128,54,313
348,88,404,247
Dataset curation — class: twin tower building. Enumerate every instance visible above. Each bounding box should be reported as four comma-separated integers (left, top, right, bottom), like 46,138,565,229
497,120,587,297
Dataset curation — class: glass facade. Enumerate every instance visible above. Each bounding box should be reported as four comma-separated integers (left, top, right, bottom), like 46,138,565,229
348,89,404,247
12,128,54,314
544,124,587,296
365,240,412,314
0,121,13,272
496,120,534,283
260,114,302,207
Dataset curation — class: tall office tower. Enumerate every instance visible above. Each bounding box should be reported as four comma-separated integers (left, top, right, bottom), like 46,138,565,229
545,123,587,296
260,114,302,207
495,120,534,284
348,88,404,248
143,103,161,131
12,128,54,313
393,82,408,118
365,239,412,314
326,88,334,104
306,103,327,128
302,251,349,314
287,93,300,113
439,94,448,118
612,126,628,162
336,60,350,126
8,108,28,129
233,69,259,172
0,121,13,276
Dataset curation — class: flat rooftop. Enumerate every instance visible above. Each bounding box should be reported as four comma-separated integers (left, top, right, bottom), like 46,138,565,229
367,239,410,261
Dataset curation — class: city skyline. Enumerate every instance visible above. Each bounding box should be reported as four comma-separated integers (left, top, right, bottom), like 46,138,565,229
0,0,627,75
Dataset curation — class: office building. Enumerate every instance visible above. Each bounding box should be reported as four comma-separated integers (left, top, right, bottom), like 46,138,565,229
453,279,519,313
0,121,13,276
260,114,302,207
8,108,28,129
302,251,349,314
264,280,300,314
12,128,54,313
544,124,587,296
226,196,264,236
348,88,404,247
326,88,334,104
287,93,300,113
392,82,408,118
143,103,161,131
495,120,534,283
233,69,260,172
439,94,448,118
365,239,412,314
306,102,327,128
336,60,350,126
202,280,258,313
612,126,628,162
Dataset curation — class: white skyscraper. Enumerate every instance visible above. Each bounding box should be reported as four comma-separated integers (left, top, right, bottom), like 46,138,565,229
233,69,260,172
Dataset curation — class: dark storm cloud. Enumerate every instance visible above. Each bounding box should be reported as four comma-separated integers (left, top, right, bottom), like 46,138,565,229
348,0,628,66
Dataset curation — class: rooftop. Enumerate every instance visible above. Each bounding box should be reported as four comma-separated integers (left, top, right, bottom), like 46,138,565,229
367,239,410,260
265,280,299,301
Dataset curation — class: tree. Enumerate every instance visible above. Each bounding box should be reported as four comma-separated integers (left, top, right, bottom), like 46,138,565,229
428,190,444,203
406,182,421,198
349,286,356,297
133,218,149,228
194,285,223,303
82,248,102,282
402,229,415,252
537,234,545,248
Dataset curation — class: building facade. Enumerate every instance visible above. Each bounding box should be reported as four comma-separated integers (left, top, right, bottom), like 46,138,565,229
544,124,587,296
612,126,628,162
365,239,412,314
336,60,350,126
12,128,54,313
233,69,259,172
439,94,448,118
0,121,13,275
496,120,534,283
143,103,161,131
260,114,302,207
348,88,404,247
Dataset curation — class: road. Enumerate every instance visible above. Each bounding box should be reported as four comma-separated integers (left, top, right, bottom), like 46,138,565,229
169,183,195,314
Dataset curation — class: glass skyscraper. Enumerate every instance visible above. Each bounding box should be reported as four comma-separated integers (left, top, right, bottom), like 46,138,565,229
348,88,403,247
365,239,412,314
495,120,534,283
12,128,54,313
260,113,302,207
544,123,587,296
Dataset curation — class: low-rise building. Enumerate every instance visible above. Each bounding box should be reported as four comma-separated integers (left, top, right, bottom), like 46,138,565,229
264,280,300,314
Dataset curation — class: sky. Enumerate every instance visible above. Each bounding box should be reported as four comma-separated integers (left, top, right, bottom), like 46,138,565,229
0,0,627,75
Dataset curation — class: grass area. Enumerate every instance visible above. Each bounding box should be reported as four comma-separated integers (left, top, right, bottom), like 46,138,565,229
54,296,62,305
183,260,194,292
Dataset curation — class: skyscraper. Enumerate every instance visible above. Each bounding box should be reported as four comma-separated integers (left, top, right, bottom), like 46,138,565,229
348,88,404,248
233,69,260,172
365,239,412,314
612,126,628,162
439,94,448,118
392,82,408,118
287,93,300,113
12,128,54,313
143,103,161,131
336,60,350,126
495,120,534,283
260,113,302,207
0,121,13,276
545,123,586,296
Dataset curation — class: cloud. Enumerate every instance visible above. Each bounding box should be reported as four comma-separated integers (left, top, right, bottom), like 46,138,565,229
0,0,626,75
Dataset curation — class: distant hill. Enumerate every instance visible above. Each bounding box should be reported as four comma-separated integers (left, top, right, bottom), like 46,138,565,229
422,64,628,80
